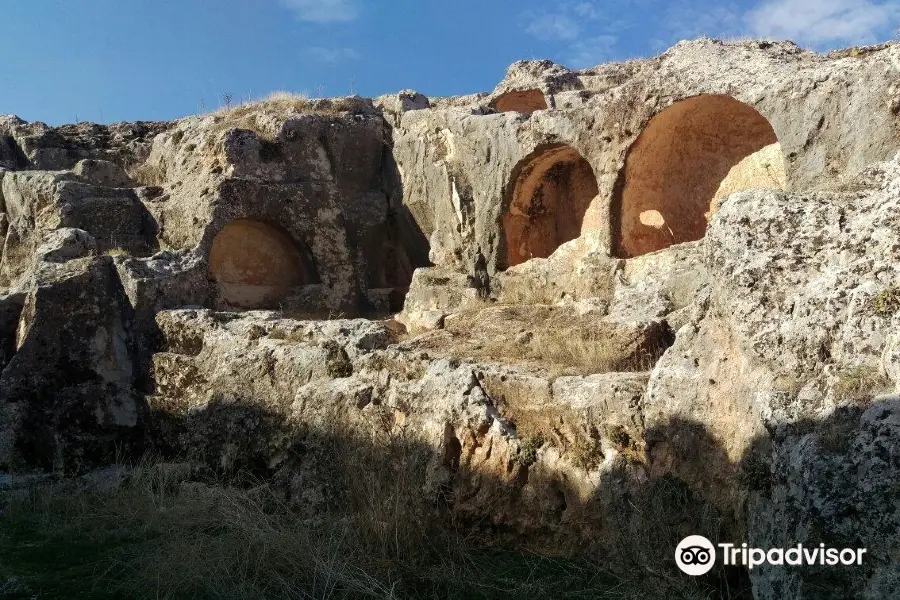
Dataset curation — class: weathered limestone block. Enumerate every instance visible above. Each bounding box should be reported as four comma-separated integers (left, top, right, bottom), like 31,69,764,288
0,171,157,287
399,266,478,319
750,398,900,600
0,256,139,472
552,373,648,438
114,251,209,325
143,309,663,556
0,117,168,170
148,310,395,466
35,228,98,263
492,238,620,306
619,240,708,314
374,90,430,126
72,159,133,187
477,365,649,464
136,102,428,314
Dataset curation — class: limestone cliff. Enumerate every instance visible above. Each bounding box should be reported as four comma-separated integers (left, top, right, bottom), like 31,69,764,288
2,38,900,599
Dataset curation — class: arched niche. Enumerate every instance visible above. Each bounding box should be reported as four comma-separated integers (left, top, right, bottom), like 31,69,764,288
503,145,599,268
208,220,315,309
493,90,549,115
613,94,786,258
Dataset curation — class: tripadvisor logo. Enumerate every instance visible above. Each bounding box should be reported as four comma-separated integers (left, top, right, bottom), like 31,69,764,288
676,535,716,576
675,535,868,576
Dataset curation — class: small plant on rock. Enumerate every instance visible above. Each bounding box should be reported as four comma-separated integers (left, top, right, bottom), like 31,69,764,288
874,287,900,317
104,248,132,258
604,424,644,464
518,434,545,467
833,365,889,405
570,436,604,472
268,327,288,340
322,340,353,378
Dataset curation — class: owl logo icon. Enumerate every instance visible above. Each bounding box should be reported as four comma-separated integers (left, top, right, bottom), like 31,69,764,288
676,536,716,576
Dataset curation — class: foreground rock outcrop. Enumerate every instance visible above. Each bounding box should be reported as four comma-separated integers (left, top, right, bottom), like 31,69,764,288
2,38,900,599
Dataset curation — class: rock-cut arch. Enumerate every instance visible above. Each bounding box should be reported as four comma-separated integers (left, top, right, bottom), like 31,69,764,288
493,90,549,115
208,219,315,309
503,145,599,268
613,94,786,258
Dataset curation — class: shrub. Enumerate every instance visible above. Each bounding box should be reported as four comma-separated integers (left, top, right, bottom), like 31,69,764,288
0,447,639,599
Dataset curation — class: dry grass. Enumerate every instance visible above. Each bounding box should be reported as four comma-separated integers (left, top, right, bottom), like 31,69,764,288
481,326,661,377
0,415,745,598
494,281,567,306
605,475,748,599
523,328,628,373
103,248,132,258
1,457,427,599
833,365,890,405
205,92,360,141
409,305,671,378
0,435,638,600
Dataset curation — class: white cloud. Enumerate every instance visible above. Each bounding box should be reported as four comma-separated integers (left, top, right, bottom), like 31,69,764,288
746,0,900,46
307,46,360,64
280,0,358,23
568,35,619,67
525,13,582,40
571,2,604,19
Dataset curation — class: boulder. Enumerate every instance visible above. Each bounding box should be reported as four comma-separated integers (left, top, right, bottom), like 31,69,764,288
0,256,140,472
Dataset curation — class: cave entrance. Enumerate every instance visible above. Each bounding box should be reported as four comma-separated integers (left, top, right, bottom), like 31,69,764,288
613,94,785,258
503,145,599,269
493,90,549,115
208,220,314,309
361,213,430,314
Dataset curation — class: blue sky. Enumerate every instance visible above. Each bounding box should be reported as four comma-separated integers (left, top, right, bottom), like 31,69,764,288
2,0,898,125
